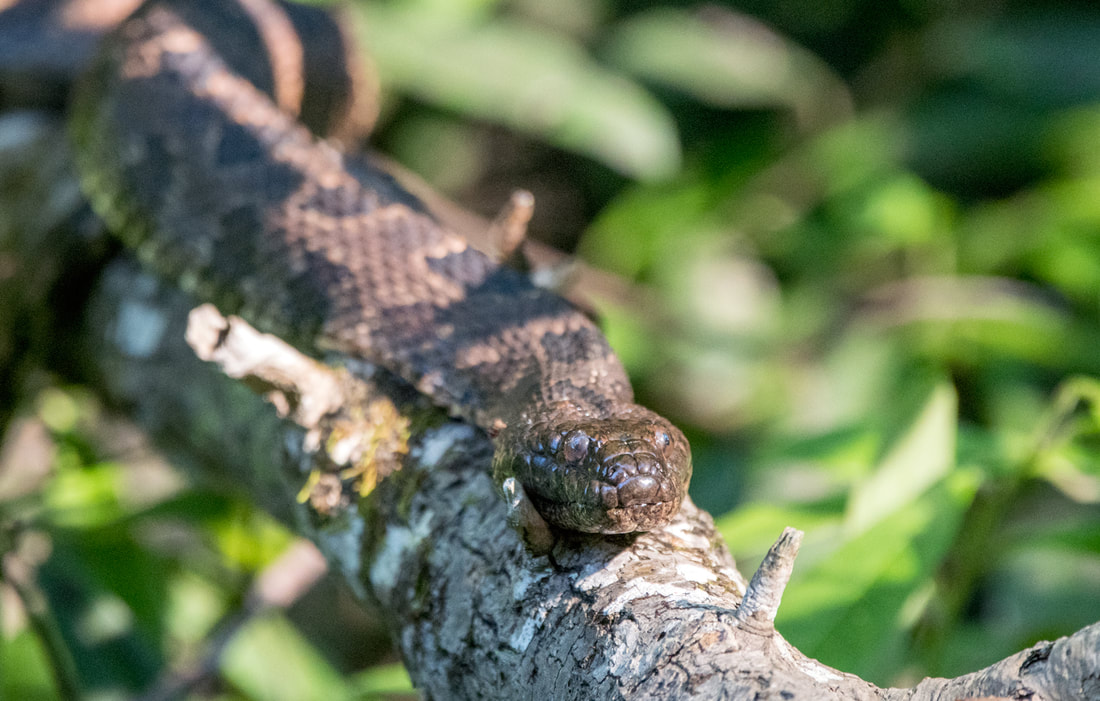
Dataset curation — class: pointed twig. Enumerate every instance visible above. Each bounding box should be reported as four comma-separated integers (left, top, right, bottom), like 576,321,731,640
734,527,803,633
488,189,535,262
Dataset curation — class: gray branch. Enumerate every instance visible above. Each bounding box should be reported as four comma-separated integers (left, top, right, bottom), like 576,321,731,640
3,112,1098,701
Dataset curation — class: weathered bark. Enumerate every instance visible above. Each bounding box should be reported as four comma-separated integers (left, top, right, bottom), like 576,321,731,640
2,111,1098,701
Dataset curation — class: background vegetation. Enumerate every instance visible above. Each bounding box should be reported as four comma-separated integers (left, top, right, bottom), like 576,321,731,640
3,0,1100,697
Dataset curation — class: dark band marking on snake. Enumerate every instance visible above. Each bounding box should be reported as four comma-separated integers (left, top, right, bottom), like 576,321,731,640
49,0,692,533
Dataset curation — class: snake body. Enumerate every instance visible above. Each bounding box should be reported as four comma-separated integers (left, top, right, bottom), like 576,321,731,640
53,0,692,533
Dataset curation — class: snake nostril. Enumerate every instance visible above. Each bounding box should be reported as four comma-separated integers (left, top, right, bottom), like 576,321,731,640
617,475,660,507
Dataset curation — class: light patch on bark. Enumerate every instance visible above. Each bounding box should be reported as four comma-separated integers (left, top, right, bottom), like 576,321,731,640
412,423,475,467
313,514,367,599
368,511,432,606
114,282,170,357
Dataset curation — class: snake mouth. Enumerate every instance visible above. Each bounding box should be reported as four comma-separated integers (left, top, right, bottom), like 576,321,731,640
591,472,682,533
524,468,684,534
599,499,681,534
528,489,681,534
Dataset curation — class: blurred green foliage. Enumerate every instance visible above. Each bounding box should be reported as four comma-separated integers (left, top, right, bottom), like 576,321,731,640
4,0,1100,696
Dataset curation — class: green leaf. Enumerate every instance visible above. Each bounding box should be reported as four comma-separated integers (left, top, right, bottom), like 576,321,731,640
208,504,294,574
0,630,59,701
354,2,680,180
934,545,1100,678
42,461,128,529
716,502,842,561
579,177,713,278
778,468,982,683
221,613,349,701
604,8,849,128
349,662,416,698
37,537,166,694
846,382,957,534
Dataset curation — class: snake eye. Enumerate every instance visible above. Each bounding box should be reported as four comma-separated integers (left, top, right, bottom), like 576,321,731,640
654,429,671,450
563,431,589,463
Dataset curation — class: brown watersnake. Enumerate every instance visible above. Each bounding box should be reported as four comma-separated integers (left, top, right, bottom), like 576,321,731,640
4,0,693,534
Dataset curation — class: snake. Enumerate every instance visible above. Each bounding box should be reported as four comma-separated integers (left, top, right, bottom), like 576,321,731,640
4,0,692,533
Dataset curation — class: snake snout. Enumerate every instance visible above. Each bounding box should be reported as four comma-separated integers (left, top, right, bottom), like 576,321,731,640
617,474,660,507
602,446,675,508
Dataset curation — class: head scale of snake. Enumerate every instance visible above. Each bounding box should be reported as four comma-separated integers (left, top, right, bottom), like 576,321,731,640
492,405,692,534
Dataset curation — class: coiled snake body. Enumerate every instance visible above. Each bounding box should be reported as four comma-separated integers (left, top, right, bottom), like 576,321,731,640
31,0,692,533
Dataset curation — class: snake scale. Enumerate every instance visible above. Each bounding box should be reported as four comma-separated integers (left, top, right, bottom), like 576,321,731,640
10,0,693,533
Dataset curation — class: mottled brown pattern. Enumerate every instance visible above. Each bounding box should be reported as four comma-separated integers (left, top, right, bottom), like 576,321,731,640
233,0,302,115
68,0,691,532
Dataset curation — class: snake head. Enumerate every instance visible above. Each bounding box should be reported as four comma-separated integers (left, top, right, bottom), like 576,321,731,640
492,407,692,534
